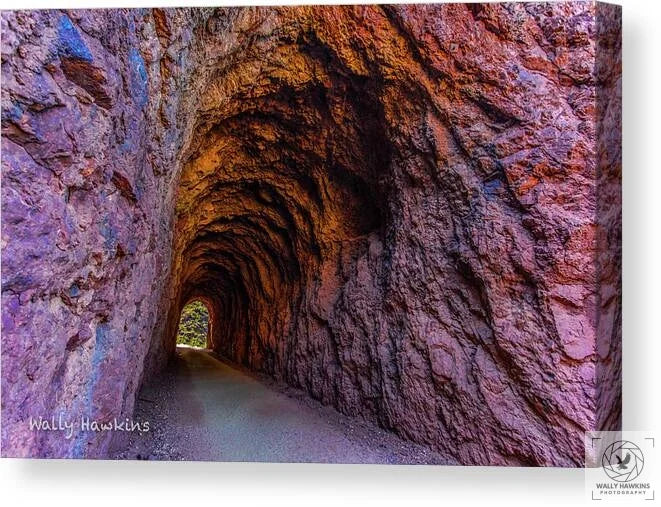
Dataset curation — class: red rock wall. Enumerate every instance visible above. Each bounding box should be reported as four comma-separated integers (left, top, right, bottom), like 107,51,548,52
1,4,621,465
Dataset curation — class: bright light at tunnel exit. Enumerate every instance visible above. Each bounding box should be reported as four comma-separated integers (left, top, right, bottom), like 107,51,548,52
175,300,210,349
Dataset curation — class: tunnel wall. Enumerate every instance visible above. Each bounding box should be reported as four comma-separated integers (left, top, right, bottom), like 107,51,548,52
1,4,621,465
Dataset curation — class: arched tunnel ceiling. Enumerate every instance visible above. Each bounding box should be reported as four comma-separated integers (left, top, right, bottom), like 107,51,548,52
170,9,399,376
157,5,621,468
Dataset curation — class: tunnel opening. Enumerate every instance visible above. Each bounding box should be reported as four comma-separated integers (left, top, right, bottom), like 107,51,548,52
157,10,484,458
124,3,621,467
162,36,396,380
175,300,211,349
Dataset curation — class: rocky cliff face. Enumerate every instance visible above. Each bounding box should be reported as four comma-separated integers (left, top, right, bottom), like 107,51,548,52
1,3,621,465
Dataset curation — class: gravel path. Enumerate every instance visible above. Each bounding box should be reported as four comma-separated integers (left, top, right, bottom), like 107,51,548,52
113,346,454,464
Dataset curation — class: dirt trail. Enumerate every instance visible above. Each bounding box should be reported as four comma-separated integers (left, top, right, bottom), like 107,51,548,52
113,347,452,464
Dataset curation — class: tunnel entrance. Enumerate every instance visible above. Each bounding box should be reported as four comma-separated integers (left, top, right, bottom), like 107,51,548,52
175,301,211,349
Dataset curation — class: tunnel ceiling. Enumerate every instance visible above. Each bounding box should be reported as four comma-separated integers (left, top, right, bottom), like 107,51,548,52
172,11,395,366
0,4,621,465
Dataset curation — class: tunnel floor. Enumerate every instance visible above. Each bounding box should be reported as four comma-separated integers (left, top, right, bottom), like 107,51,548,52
112,347,453,464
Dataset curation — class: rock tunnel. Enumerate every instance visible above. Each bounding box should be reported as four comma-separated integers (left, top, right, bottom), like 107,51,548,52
1,4,621,465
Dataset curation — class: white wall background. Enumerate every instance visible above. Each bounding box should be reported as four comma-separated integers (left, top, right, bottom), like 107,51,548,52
1,1,658,505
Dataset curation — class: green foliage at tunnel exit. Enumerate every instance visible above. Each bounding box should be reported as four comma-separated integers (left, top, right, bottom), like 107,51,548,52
176,301,209,348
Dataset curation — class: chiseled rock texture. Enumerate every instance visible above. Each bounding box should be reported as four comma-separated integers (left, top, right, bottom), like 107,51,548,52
1,3,621,465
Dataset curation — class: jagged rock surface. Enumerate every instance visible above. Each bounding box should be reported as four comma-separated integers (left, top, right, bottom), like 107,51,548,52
1,4,621,465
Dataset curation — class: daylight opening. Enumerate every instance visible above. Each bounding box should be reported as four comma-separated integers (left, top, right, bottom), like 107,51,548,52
175,300,210,349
